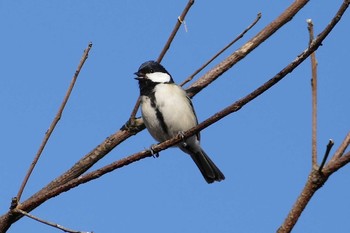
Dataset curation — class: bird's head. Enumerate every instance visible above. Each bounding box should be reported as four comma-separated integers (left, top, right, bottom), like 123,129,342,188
134,60,173,84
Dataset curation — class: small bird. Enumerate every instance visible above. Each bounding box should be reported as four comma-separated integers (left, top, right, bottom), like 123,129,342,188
134,60,225,183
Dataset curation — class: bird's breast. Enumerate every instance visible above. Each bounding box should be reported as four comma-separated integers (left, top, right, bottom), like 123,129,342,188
141,84,198,142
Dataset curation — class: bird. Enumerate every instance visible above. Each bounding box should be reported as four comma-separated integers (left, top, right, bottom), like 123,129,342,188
134,60,225,183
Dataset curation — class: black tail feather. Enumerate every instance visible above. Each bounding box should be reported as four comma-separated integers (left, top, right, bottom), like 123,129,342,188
189,149,225,184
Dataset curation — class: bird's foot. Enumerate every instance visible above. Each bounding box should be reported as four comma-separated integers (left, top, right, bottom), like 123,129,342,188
177,131,188,147
149,144,159,158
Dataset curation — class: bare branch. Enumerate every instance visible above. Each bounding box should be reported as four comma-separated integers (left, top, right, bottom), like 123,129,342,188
180,12,262,87
277,2,350,231
319,139,334,172
186,0,311,97
307,19,318,167
157,0,195,63
277,169,328,233
16,42,93,202
14,209,91,233
325,131,350,172
277,131,347,233
330,148,350,171
330,131,350,162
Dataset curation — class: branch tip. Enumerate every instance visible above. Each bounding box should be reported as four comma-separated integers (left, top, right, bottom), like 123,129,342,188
15,42,92,202
319,139,334,173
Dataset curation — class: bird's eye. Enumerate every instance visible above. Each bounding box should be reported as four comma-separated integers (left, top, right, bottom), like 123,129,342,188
150,68,154,73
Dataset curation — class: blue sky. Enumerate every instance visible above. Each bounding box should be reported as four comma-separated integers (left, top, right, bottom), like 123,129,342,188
1,1,349,233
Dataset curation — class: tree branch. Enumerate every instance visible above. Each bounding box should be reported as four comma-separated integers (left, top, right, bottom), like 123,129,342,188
180,12,262,87
277,130,349,233
14,209,91,233
16,42,92,202
325,131,350,173
307,19,318,168
186,0,310,97
319,139,334,172
277,2,350,232
157,0,194,63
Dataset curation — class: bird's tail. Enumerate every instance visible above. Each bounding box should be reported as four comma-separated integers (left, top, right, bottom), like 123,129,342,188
188,149,225,184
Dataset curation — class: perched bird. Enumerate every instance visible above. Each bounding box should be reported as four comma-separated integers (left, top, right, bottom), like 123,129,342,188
134,60,225,183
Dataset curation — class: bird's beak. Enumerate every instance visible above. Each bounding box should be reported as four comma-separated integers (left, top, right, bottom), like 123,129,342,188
134,71,144,80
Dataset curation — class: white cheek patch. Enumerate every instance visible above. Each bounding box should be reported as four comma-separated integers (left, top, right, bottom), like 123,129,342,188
146,72,171,83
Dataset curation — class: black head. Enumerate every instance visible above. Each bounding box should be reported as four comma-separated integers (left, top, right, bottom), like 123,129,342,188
134,60,174,83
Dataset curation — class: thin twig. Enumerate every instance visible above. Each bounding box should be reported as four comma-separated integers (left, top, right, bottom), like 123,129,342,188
319,139,334,172
334,132,350,158
15,208,91,233
327,144,350,172
128,0,195,123
277,2,350,232
307,19,318,167
180,12,262,87
127,96,141,126
329,131,350,163
186,1,311,98
157,0,195,63
16,42,93,202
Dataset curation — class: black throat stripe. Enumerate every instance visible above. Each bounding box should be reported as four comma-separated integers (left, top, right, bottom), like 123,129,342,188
149,92,169,136
139,79,156,96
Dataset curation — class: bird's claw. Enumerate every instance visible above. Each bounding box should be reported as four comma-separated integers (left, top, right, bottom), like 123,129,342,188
149,144,159,158
178,131,187,147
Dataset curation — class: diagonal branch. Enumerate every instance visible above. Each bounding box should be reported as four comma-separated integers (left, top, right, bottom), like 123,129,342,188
277,2,350,232
16,42,92,202
14,209,91,233
277,131,349,233
186,0,310,97
180,12,262,87
325,131,350,172
157,0,194,63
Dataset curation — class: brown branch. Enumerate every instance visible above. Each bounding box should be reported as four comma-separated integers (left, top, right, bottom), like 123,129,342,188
128,0,195,123
157,0,194,63
277,131,349,233
277,169,329,233
14,209,91,233
180,12,262,87
277,2,350,232
16,42,93,202
186,0,311,98
325,131,350,172
308,19,318,167
319,139,334,172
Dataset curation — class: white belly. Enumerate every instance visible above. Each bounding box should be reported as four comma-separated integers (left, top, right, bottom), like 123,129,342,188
141,84,197,142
